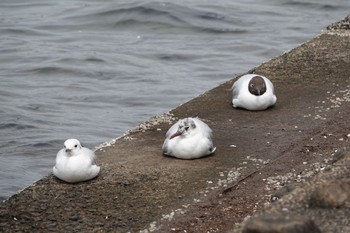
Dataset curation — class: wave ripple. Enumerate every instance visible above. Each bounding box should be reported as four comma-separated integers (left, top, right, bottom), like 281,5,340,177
68,2,246,34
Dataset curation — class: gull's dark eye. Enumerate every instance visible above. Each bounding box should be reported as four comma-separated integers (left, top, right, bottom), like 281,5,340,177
185,126,189,131
74,145,78,148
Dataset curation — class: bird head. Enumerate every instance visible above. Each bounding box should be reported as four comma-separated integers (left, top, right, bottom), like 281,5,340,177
63,139,82,156
248,76,267,96
170,118,196,139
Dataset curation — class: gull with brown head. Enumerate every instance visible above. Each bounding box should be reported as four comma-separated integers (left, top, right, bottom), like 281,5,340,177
232,74,277,111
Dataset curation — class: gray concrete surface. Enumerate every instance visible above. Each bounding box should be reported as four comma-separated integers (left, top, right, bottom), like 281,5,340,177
0,16,349,233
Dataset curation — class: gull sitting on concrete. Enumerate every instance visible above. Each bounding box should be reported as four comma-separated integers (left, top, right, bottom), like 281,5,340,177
232,74,277,111
53,139,100,183
162,117,216,159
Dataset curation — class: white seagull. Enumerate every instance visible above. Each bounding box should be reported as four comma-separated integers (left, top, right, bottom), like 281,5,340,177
232,74,277,111
162,117,216,159
53,139,100,183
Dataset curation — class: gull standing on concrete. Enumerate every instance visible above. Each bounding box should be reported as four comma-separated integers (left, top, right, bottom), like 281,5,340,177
232,74,277,111
53,139,100,183
162,117,216,159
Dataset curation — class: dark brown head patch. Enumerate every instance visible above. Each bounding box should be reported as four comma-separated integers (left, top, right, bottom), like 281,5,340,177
248,76,267,96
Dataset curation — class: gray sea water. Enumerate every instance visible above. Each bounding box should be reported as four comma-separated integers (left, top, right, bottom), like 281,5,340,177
0,0,349,200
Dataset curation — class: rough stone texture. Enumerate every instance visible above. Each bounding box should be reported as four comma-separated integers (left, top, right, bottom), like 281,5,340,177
242,215,321,233
309,179,350,208
233,151,350,233
1,16,350,233
327,15,350,31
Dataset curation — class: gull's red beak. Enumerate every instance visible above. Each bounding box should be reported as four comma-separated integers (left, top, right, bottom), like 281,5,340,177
170,131,182,139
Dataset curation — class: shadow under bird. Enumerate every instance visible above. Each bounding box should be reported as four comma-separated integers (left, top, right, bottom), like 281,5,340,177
53,139,100,183
232,74,277,111
162,117,216,159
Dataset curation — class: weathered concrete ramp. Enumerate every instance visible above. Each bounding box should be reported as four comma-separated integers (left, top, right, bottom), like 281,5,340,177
1,17,350,233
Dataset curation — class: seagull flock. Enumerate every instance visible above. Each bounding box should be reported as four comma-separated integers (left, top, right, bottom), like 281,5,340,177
53,74,276,183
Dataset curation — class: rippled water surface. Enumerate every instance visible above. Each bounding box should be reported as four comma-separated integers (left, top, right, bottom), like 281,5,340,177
0,0,349,200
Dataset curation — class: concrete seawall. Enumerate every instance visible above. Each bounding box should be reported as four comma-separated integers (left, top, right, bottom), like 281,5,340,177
1,16,349,233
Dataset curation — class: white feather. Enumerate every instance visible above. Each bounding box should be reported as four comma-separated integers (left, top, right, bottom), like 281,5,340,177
53,139,100,183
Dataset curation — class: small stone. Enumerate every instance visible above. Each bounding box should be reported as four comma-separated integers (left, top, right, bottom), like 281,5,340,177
309,180,350,208
46,223,57,228
17,213,31,221
112,220,121,227
95,222,104,226
331,150,349,164
69,215,80,221
47,215,56,221
242,215,321,233
271,183,299,202
119,180,131,186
